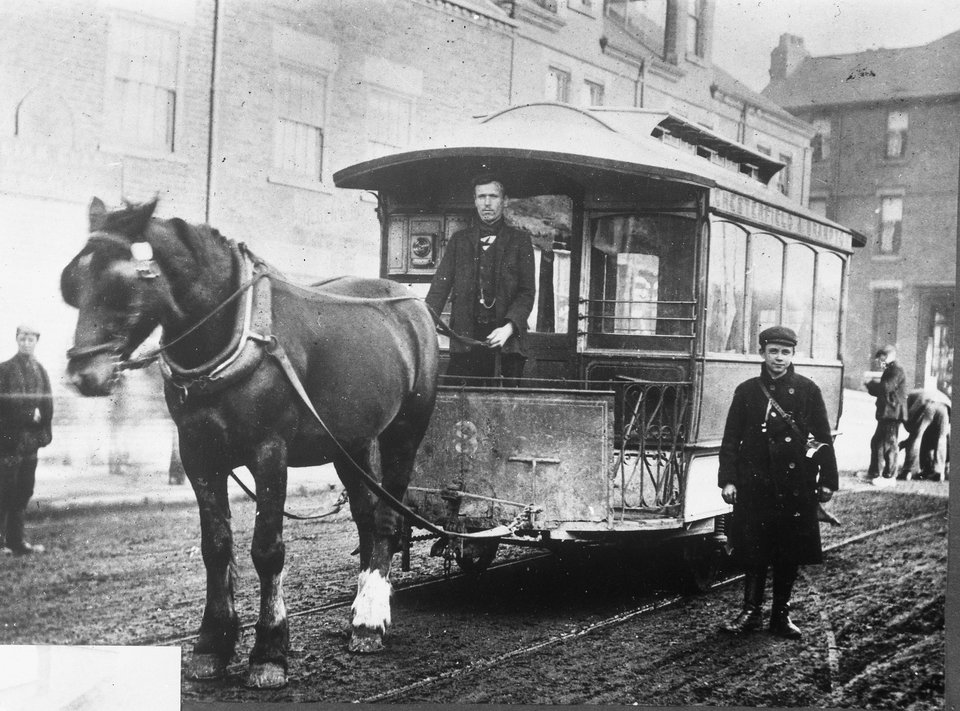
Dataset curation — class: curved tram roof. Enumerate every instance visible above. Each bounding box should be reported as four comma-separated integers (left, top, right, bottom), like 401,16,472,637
333,103,864,251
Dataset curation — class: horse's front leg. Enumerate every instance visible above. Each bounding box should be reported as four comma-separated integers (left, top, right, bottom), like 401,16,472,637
245,437,290,689
182,452,239,680
347,425,421,654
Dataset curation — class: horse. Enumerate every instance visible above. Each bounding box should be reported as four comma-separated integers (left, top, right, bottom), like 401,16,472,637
60,197,439,688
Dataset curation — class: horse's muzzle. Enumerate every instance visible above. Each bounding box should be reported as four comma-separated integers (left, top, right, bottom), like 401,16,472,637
67,353,121,397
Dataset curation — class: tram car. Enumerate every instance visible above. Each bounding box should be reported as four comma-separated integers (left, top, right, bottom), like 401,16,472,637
333,103,864,586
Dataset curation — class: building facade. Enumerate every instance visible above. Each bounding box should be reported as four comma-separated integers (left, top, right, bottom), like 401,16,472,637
763,31,959,394
1,0,822,471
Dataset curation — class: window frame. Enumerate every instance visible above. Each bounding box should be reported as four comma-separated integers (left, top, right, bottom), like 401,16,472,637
877,194,903,255
811,116,831,162
546,66,572,103
687,0,705,58
271,61,329,186
364,84,416,161
705,218,845,362
102,11,185,158
884,109,909,160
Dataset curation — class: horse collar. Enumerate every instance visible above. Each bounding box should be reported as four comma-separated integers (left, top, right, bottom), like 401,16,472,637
159,245,273,398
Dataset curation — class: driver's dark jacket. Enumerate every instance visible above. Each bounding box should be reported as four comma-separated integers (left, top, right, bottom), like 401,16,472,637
425,222,536,356
718,364,838,565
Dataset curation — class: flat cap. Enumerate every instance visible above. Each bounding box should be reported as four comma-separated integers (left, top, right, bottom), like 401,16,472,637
759,325,797,347
16,322,40,336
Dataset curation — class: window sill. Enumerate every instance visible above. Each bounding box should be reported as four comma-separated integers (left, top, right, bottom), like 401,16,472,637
567,1,596,18
267,173,332,194
872,253,903,262
98,143,188,164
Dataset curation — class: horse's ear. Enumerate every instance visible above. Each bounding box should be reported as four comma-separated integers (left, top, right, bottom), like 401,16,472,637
89,197,107,231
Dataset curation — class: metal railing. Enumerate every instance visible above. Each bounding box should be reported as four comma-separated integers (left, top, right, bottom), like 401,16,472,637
611,380,691,516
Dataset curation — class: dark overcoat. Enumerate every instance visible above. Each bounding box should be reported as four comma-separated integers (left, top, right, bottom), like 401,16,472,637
866,360,908,422
718,364,839,566
425,222,536,356
0,354,53,455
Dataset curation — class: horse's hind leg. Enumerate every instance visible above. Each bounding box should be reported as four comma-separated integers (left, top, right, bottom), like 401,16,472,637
183,460,239,681
348,417,426,653
245,437,290,689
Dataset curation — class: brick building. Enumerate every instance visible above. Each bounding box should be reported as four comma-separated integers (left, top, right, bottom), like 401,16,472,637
763,31,958,394
0,0,826,472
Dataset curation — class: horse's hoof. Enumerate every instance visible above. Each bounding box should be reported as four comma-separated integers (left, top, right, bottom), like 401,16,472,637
348,626,385,654
185,653,228,680
245,662,288,689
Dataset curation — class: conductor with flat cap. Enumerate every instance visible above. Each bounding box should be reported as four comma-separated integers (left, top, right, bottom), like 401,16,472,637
0,323,53,555
717,325,838,638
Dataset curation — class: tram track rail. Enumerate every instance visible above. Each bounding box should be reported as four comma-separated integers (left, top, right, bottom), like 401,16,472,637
350,510,943,704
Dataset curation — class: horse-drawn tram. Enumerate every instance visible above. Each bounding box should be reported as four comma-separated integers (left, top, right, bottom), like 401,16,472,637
333,102,864,585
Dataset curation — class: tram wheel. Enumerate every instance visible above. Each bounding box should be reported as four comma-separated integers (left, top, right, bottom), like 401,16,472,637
680,538,724,593
454,540,499,574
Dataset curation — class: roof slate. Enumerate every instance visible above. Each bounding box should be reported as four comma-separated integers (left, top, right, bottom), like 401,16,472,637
762,29,960,109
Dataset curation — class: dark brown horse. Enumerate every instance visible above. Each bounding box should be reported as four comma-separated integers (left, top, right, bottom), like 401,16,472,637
60,197,439,688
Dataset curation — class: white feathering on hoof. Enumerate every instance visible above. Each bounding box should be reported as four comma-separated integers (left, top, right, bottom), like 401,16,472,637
351,570,392,632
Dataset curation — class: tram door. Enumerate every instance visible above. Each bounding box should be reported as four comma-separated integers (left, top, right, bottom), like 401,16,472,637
505,194,577,380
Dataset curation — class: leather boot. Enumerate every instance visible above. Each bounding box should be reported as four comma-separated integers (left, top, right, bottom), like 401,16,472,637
769,563,801,639
769,602,802,639
721,569,765,633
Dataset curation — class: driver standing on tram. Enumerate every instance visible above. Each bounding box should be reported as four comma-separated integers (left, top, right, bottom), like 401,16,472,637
425,172,536,385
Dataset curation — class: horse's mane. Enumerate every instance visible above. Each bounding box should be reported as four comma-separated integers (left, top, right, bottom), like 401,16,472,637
100,198,233,269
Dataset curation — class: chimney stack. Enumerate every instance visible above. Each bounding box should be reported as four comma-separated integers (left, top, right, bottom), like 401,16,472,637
769,33,808,82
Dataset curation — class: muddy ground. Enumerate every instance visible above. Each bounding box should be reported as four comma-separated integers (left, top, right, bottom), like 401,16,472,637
0,473,949,709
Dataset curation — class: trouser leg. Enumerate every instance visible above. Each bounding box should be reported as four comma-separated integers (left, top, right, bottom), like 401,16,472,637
5,455,37,552
769,561,802,639
720,564,766,633
880,420,900,478
868,425,881,477
0,456,16,549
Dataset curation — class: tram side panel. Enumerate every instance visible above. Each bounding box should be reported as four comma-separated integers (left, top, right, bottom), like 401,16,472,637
410,388,615,532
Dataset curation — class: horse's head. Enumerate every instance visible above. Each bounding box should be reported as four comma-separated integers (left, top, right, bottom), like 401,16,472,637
61,197,171,396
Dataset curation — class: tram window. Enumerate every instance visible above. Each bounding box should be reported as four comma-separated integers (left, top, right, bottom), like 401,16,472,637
505,195,573,335
588,213,695,338
706,221,748,353
747,234,784,349
812,253,843,360
782,244,815,356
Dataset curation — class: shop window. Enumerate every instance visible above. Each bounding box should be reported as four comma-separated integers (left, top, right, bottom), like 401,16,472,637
706,221,748,353
878,195,903,255
107,15,180,152
546,66,571,103
885,110,908,159
747,233,784,349
274,63,326,180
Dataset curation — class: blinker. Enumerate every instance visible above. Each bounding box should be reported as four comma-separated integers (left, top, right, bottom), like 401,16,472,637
131,241,158,279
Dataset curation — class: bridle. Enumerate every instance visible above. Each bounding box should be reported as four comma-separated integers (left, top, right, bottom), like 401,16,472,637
65,231,265,371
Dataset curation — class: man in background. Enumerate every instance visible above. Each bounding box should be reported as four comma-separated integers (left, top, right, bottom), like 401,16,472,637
0,323,53,555
899,388,950,482
864,345,907,482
